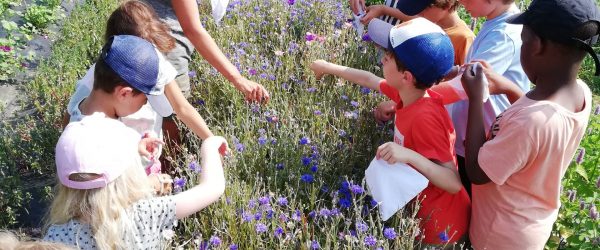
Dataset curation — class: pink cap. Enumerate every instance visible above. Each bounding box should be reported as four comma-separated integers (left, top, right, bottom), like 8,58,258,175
55,114,141,189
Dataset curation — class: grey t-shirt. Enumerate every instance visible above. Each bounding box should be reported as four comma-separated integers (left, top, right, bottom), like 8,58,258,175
143,0,194,77
44,197,176,249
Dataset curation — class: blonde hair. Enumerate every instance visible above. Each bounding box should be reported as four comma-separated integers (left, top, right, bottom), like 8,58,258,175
45,160,154,250
0,231,74,250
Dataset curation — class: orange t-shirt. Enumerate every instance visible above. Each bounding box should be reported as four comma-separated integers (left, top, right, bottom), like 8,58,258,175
470,80,592,249
444,20,475,66
379,80,471,245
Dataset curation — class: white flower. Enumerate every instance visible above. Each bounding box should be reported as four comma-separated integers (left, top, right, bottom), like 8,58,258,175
274,50,284,56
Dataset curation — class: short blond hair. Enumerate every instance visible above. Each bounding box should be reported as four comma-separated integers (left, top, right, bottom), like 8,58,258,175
45,161,153,249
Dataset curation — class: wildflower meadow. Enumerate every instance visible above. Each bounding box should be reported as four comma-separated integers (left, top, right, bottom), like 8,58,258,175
0,0,599,249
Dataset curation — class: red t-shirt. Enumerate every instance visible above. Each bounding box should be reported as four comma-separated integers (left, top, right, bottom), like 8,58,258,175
380,80,471,245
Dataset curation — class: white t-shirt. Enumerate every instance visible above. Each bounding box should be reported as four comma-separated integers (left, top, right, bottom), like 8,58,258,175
44,197,177,250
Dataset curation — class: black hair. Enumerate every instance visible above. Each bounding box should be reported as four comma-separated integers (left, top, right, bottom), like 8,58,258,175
93,57,142,95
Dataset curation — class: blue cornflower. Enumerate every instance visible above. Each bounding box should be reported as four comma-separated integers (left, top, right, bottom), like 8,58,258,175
364,235,377,247
189,161,201,173
338,130,347,137
362,34,371,41
255,223,267,233
260,73,268,79
330,208,341,217
248,199,257,208
370,198,378,207
269,74,276,81
350,101,359,107
274,227,284,237
277,197,288,206
242,212,252,222
235,143,245,152
229,244,238,250
339,198,351,209
314,110,322,115
196,99,205,106
341,95,349,100
292,210,302,221
438,231,449,242
188,70,197,78
356,222,368,232
350,184,364,194
576,148,585,164
310,240,320,249
302,156,312,166
308,211,316,218
360,87,371,94
301,174,314,183
319,208,331,218
258,196,270,205
275,163,284,170
280,213,288,222
266,209,274,219
299,137,311,145
310,164,318,173
209,235,221,246
383,228,396,240
254,212,262,220
173,177,186,191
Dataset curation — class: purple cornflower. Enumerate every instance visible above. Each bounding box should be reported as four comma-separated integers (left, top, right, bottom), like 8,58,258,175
258,136,267,145
310,164,318,173
229,244,238,250
274,226,284,237
209,235,221,246
319,208,331,218
364,235,377,247
356,222,368,232
277,197,288,206
248,68,257,75
580,200,587,210
254,212,262,220
260,73,268,79
360,87,371,94
306,87,317,93
279,213,289,222
310,240,320,249
255,223,267,233
576,148,585,164
196,99,205,106
242,211,253,222
301,174,314,183
350,101,359,107
248,199,257,208
235,143,245,152
362,33,371,41
0,46,11,52
314,110,322,115
292,210,302,221
308,211,316,218
383,228,396,240
595,105,600,115
188,70,197,78
266,209,274,219
370,197,378,207
302,156,312,166
258,128,266,134
338,130,347,137
299,137,311,145
350,184,364,194
567,190,576,202
305,32,317,41
438,231,449,242
287,0,295,5
189,161,201,173
590,205,599,220
341,95,349,100
275,163,284,170
258,196,270,205
174,177,186,190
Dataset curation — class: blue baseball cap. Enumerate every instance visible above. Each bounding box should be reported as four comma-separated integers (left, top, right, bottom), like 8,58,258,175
507,0,600,75
101,35,174,117
367,17,454,86
397,0,435,16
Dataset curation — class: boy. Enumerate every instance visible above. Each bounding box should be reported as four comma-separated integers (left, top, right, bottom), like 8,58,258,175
350,0,406,25
462,0,599,248
311,18,470,246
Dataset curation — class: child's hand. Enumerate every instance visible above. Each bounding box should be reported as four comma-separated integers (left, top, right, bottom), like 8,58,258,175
310,60,330,80
234,78,270,104
361,5,386,24
349,0,366,15
201,136,229,156
376,142,415,164
461,63,486,101
373,100,396,124
149,173,173,196
138,137,164,159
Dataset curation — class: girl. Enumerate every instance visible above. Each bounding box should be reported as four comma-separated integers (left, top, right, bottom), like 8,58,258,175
44,116,227,249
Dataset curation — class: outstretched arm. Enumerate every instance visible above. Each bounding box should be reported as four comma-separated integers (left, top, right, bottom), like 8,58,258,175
310,60,383,91
174,136,227,219
360,5,414,25
164,81,214,140
172,0,269,103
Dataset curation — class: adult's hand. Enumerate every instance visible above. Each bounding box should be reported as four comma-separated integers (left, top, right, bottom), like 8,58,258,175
234,78,270,104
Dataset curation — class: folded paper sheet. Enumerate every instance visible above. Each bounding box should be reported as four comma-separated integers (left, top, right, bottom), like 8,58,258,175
448,62,490,102
211,0,230,24
365,158,429,221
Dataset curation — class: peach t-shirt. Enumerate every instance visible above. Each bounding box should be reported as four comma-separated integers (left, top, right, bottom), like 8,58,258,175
470,80,592,249
444,19,475,66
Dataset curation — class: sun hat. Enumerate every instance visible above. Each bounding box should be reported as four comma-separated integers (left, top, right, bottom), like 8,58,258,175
507,0,600,75
367,17,454,86
101,35,174,117
55,113,142,189
397,0,435,16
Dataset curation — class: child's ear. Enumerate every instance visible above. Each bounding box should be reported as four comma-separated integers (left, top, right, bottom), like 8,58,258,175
403,70,416,85
114,85,135,100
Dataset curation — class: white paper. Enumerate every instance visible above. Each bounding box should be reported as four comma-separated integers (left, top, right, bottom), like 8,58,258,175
365,158,429,221
211,0,230,25
448,62,490,102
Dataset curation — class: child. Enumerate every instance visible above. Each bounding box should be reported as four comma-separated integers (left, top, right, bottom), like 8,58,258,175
311,18,470,246
66,1,216,173
462,0,599,248
361,0,475,66
349,0,406,25
44,115,227,249
0,231,73,250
